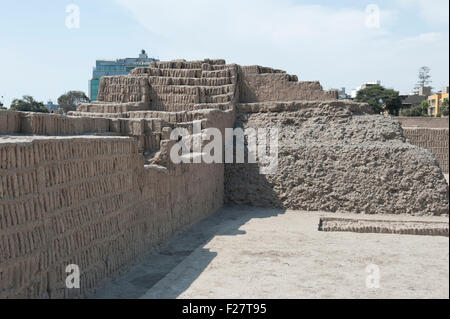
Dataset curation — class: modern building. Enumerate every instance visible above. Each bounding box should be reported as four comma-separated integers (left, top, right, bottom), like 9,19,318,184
400,94,427,110
398,87,433,110
427,87,449,116
45,100,59,112
332,87,350,99
351,81,381,98
399,87,434,110
89,50,159,101
418,86,432,96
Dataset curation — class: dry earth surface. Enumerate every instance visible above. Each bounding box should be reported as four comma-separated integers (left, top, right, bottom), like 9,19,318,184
92,207,449,299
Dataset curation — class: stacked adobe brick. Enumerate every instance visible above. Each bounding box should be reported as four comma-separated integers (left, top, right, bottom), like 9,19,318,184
1,59,449,299
0,60,237,298
70,59,238,156
402,127,449,174
0,135,223,298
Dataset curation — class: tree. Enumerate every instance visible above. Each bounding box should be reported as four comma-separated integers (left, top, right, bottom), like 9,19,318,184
414,66,432,93
58,91,90,113
10,95,49,113
400,101,429,117
0,101,6,110
438,98,449,117
355,85,402,115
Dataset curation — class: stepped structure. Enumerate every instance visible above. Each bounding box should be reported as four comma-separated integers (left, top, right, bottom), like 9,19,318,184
0,59,448,298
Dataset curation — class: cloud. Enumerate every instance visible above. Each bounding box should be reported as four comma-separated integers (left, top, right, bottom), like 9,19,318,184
400,32,443,44
115,0,449,93
396,0,449,25
115,0,393,59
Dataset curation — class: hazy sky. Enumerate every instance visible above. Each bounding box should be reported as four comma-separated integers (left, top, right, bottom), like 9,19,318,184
0,0,448,107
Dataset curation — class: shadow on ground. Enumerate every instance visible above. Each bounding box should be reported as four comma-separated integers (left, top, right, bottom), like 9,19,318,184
91,205,287,299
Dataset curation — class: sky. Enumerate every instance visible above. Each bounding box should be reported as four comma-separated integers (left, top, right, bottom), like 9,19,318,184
0,0,448,107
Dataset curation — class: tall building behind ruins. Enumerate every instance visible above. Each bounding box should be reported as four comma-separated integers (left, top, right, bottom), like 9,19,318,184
0,58,448,298
89,50,159,101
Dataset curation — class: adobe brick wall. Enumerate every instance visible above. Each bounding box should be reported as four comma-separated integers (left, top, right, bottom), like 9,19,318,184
0,136,223,298
395,117,449,129
97,76,151,104
402,128,449,173
238,66,338,103
78,60,338,114
0,111,110,135
1,109,235,156
394,117,449,174
85,60,239,113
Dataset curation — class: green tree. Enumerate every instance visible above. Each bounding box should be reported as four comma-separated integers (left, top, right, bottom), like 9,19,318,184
400,101,429,117
0,101,6,110
57,91,90,113
355,85,402,115
10,95,49,113
438,98,449,117
414,66,432,93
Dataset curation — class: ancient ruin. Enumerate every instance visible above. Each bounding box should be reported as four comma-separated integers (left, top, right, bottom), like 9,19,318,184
0,59,448,298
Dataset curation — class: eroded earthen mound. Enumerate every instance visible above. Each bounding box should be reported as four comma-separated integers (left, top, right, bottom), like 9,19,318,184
225,101,449,216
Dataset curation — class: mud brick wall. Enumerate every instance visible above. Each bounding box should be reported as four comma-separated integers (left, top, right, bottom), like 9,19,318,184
127,109,235,126
0,111,166,153
20,113,110,135
0,112,109,136
76,59,344,115
1,110,234,155
0,111,22,134
67,112,129,119
396,117,449,129
146,67,238,112
0,136,224,299
135,162,224,249
76,102,149,113
402,128,449,173
97,76,151,104
86,61,239,114
238,67,338,103
0,137,138,298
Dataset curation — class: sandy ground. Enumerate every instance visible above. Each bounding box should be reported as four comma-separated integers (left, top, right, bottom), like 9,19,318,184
92,207,449,299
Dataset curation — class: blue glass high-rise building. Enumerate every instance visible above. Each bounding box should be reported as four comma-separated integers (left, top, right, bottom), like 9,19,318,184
89,50,158,101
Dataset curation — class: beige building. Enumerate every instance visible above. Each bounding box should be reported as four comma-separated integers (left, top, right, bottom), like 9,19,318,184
428,86,449,116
